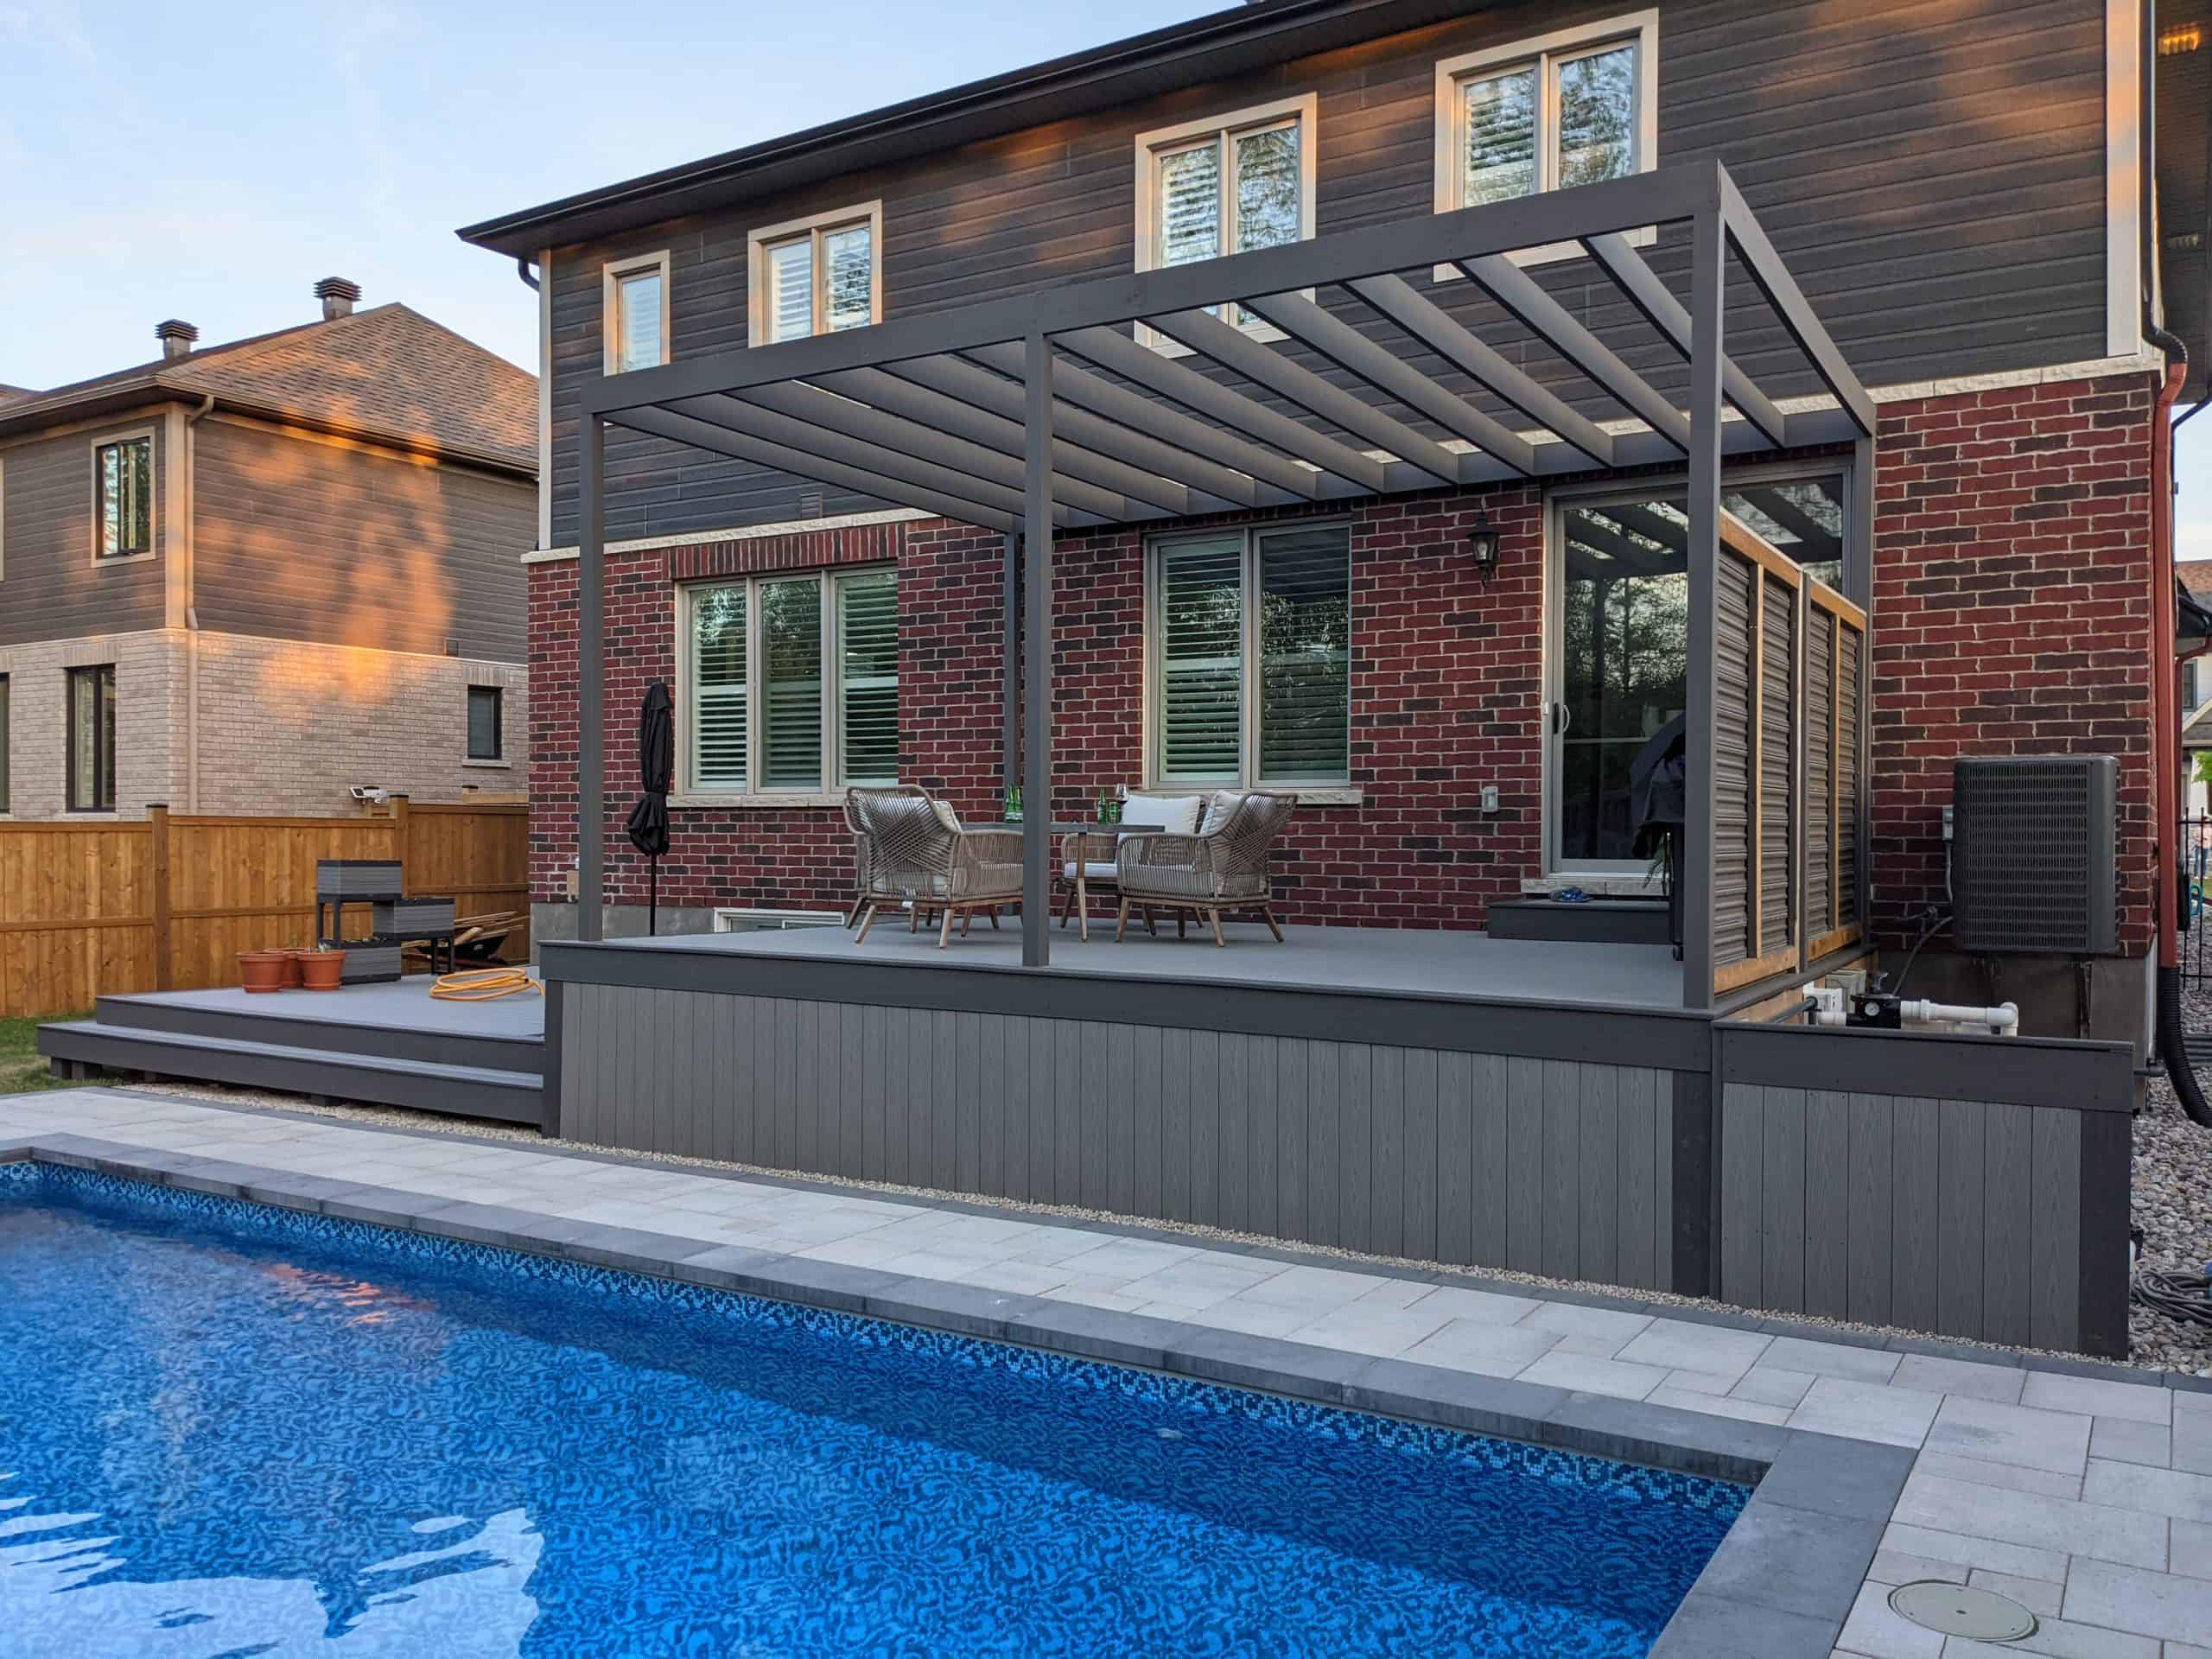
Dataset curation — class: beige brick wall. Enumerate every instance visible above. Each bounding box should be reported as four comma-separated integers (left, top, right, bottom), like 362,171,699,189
0,629,526,819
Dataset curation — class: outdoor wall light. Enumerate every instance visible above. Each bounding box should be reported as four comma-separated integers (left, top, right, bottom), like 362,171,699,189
1467,515,1500,579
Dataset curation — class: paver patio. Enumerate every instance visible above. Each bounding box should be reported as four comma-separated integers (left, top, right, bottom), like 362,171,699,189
3,1085,2206,1657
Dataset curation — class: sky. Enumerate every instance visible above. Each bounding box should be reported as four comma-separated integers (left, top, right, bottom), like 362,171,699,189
1,0,2207,551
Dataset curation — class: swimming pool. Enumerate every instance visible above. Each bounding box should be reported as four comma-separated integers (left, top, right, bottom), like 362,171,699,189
0,1161,1744,1657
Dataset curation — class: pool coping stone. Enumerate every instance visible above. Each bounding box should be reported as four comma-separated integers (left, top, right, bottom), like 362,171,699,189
2,1128,1918,1658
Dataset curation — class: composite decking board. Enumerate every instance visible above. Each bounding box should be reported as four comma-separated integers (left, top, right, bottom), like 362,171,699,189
1370,1044,1405,1262
1936,1096,1986,1341
1505,1056,1544,1275
1402,1046,1439,1268
1339,1042,1373,1257
1762,1086,1808,1314
2030,1105,2082,1351
1654,1071,1675,1294
1218,1029,1249,1237
1802,1090,1852,1321
1982,1100,2034,1348
1616,1066,1656,1292
1718,1082,1762,1310
1845,1093,1893,1327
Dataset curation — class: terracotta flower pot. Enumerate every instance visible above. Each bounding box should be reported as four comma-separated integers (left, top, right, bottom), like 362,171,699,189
238,950,289,994
279,950,310,990
301,950,346,992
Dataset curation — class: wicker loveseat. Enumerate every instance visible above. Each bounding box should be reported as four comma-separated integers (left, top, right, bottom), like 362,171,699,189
847,788,1023,946
1114,791,1296,946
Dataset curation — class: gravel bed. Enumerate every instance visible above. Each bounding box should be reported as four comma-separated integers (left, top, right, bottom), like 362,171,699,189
2131,982,2212,1376
120,1075,2190,1375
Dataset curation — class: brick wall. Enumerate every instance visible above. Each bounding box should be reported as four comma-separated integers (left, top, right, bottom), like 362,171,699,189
0,629,185,819
1869,370,2157,952
528,369,2158,948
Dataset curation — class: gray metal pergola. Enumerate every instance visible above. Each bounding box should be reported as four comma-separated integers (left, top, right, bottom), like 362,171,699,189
574,159,1877,1007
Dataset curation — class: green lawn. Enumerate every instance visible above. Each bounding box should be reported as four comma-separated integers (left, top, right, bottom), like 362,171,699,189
0,1013,88,1094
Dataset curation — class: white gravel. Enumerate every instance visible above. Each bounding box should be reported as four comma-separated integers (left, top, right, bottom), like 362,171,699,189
121,1073,2196,1374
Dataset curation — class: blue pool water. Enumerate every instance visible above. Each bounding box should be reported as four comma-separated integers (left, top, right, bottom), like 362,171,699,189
0,1164,1744,1657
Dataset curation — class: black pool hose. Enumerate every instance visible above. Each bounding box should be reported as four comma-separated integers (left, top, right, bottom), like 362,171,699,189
2160,964,2212,1128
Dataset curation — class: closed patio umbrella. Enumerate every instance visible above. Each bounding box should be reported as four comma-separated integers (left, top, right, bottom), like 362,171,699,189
625,681,673,935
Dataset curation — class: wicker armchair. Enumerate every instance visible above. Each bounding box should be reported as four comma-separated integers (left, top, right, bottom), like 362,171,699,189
848,788,1024,946
842,785,934,927
1115,792,1296,946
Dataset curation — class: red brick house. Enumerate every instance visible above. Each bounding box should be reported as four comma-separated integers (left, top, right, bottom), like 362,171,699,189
463,0,2207,1041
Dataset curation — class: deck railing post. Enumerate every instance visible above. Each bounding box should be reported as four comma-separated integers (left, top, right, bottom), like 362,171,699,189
1021,335,1054,968
577,412,607,944
1683,194,1726,1011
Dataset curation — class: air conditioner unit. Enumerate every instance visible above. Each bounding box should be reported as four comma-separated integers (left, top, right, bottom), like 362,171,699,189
1951,756,2117,955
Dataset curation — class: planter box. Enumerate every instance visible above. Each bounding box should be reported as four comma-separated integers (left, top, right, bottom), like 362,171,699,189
336,939,404,984
373,898,456,938
315,861,404,902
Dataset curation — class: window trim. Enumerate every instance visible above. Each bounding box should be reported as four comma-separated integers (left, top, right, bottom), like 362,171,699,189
1432,10,1659,273
0,672,10,817
1540,459,1851,877
66,663,116,814
601,250,672,375
88,428,157,564
1133,93,1319,355
745,200,885,346
1142,519,1353,793
673,563,899,802
466,683,505,764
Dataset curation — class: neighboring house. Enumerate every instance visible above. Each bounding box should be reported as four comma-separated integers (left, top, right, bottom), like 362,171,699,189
0,282,535,820
462,0,2205,1030
2185,563,2212,817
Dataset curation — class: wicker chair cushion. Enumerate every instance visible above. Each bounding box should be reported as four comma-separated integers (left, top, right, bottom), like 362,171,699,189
1063,860,1119,880
930,800,963,831
1120,793,1202,835
1198,790,1247,835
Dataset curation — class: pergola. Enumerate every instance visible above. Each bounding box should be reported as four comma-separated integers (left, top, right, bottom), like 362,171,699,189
575,159,1878,1007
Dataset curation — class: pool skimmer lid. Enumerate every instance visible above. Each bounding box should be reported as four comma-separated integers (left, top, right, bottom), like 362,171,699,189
1889,1580,2038,1643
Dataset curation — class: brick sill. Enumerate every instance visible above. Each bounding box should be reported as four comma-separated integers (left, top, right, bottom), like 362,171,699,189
669,792,844,810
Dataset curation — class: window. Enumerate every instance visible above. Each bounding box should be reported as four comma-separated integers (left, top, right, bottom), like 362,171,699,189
67,664,115,813
1548,469,1846,868
467,684,504,761
1134,96,1316,343
0,675,10,815
747,202,882,345
1148,524,1351,788
601,251,670,373
681,567,898,795
1433,14,1657,264
93,435,153,559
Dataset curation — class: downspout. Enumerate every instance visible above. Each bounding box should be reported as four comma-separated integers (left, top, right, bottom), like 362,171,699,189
2146,322,2209,1123
184,394,214,815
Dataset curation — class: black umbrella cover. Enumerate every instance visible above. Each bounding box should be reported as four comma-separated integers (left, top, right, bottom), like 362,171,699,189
625,680,672,859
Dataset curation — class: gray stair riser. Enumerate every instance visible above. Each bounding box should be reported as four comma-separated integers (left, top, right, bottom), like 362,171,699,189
38,1026,544,1128
92,995,542,1077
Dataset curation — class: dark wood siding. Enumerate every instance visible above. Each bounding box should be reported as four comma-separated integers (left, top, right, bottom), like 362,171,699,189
548,0,2110,545
0,413,171,646
192,418,531,661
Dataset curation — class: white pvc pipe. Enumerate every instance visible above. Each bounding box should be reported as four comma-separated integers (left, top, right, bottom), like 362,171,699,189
1901,999,2020,1037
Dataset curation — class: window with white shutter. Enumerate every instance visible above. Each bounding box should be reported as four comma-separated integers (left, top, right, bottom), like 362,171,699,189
1135,97,1315,346
748,203,883,345
1433,15,1657,267
682,567,899,797
601,252,671,373
1149,525,1351,789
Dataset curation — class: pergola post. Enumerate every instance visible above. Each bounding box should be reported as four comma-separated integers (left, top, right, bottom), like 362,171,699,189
577,411,607,943
1021,334,1054,967
1681,202,1726,1011
1001,530,1020,805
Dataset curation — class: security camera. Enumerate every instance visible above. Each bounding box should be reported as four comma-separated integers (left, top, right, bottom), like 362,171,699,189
349,785,391,804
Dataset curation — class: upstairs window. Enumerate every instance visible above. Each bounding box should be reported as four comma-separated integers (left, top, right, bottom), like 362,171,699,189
681,567,898,796
67,664,115,813
747,203,882,345
602,251,670,373
94,435,153,559
1135,96,1316,341
1433,14,1657,260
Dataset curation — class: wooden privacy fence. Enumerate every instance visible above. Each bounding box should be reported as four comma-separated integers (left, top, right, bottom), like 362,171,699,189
1710,512,1867,995
0,798,528,1017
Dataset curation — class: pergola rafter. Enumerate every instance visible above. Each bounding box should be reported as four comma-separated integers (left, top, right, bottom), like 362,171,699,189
573,159,1877,1008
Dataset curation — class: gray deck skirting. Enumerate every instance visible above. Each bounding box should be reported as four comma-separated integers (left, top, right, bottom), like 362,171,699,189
1713,1019,2136,1113
539,938,1715,1070
0,1133,1916,1659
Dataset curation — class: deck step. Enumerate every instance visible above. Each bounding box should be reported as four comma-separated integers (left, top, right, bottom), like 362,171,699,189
36,1021,545,1128
92,992,542,1077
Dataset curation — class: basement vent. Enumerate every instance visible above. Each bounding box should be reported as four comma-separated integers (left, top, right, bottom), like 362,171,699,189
1951,756,2117,955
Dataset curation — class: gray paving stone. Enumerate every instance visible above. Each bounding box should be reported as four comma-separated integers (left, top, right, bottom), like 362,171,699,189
1616,1318,1773,1380
1757,1433,1916,1522
1939,1612,2159,1657
1922,1395,2093,1476
1910,1452,2082,1500
1539,1391,1784,1484
1764,1335,1905,1383
863,1278,1045,1341
1346,1359,1570,1440
1693,1498,1881,1625
1889,1354,2026,1403
1647,1589,1841,1659
1789,1378,1942,1449
1962,1567,2063,1618
1834,1580,1944,1658
2021,1371,2172,1425
1398,1316,1558,1376
2082,1458,2212,1522
2173,1516,2212,1580
1005,1304,1194,1372
2090,1414,2173,1467
1892,1471,2168,1568
1736,1366,1820,1408
2177,1409,2212,1476
1878,1521,2069,1585
1866,1548,1965,1586
2061,1558,2212,1646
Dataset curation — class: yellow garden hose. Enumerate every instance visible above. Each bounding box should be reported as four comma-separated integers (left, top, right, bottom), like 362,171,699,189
429,966,543,1001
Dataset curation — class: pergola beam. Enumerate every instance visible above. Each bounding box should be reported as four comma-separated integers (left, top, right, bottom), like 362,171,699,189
1581,232,1789,449
813,365,1211,517
1459,253,1696,453
1240,289,1539,475
1055,324,1388,493
1147,306,1464,487
1346,273,1616,467
1734,483,1842,565
1719,173,1878,436
964,342,1315,502
613,404,1020,531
